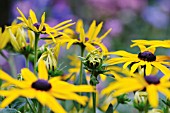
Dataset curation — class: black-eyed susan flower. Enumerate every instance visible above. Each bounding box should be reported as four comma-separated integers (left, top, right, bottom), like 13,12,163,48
17,8,74,42
56,19,112,53
106,45,170,75
0,60,94,113
131,40,170,48
102,74,170,108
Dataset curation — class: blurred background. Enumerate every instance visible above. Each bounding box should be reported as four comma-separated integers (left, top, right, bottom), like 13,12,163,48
0,0,170,112
1,0,170,51
1,0,170,74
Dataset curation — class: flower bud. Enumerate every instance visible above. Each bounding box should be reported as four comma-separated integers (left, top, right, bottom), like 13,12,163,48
133,91,148,111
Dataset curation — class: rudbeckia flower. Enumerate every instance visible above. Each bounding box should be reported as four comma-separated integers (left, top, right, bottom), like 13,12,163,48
56,19,112,53
106,45,170,75
102,75,170,108
16,8,74,42
0,60,94,113
131,40,170,48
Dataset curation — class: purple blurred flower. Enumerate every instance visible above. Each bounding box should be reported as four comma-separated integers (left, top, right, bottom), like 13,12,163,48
142,6,169,28
104,19,123,36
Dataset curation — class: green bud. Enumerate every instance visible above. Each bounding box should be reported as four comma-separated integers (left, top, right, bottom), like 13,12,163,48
148,109,163,113
133,91,148,112
117,94,130,104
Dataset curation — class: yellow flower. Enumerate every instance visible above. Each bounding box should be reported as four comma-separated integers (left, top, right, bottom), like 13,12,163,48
106,45,170,75
0,27,10,50
0,60,94,113
56,19,112,53
17,8,74,42
131,40,170,48
102,75,170,108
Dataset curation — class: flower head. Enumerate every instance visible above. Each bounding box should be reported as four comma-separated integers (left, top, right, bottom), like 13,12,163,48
16,8,74,42
106,45,170,75
0,60,94,113
56,19,112,53
102,74,170,108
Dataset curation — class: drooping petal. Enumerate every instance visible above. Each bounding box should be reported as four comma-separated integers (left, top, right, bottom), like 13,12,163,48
152,62,170,75
45,93,67,113
0,93,19,108
145,63,152,75
53,19,72,29
66,39,79,49
51,91,88,106
99,28,112,41
38,60,48,80
157,86,170,98
146,85,158,108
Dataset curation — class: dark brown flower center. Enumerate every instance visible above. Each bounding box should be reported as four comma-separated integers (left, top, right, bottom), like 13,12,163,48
31,79,52,91
33,23,46,31
77,37,89,42
144,75,160,84
138,51,156,62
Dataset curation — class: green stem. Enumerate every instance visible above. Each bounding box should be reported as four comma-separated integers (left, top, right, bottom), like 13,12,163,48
8,54,16,77
78,45,85,111
34,33,40,73
26,98,37,113
38,103,44,113
92,86,96,113
79,45,85,86
113,103,119,111
144,101,149,113
25,55,29,68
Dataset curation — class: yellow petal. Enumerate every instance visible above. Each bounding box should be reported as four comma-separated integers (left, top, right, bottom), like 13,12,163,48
45,93,67,113
21,68,37,82
106,50,137,58
157,86,170,98
152,62,170,75
146,63,152,75
53,19,72,29
17,7,28,24
76,19,83,33
0,94,19,108
66,39,78,49
51,91,88,106
39,12,45,31
80,26,85,43
99,28,112,40
92,22,103,40
38,60,48,80
86,20,96,38
29,9,38,23
146,85,158,108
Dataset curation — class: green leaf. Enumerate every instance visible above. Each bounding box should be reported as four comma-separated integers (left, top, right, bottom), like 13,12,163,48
0,108,21,113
